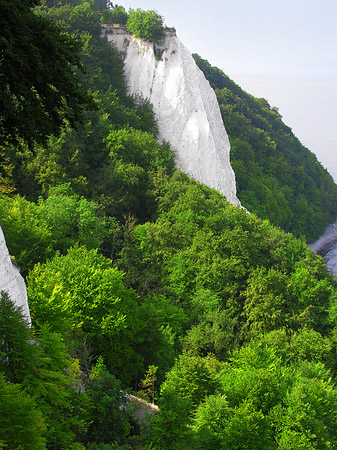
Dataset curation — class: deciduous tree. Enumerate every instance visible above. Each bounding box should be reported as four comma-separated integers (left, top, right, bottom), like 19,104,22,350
127,9,164,42
0,0,93,147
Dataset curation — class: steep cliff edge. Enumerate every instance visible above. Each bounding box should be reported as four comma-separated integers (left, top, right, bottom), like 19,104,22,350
0,226,31,325
104,26,240,206
194,55,337,241
308,221,337,277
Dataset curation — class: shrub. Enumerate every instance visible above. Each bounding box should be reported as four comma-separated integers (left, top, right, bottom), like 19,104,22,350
101,6,128,25
126,9,164,42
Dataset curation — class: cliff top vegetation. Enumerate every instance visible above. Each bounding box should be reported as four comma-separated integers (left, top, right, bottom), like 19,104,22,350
126,8,164,42
100,5,164,42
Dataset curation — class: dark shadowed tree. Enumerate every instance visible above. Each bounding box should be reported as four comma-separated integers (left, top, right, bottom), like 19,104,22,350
0,375,46,450
0,0,94,147
0,291,34,383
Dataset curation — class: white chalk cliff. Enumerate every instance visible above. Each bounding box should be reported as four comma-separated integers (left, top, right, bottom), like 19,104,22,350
308,220,337,277
0,226,31,326
104,26,240,206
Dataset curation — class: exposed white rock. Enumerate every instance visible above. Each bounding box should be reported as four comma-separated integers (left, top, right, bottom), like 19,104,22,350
104,27,240,206
308,219,337,277
323,243,337,276
124,394,158,424
0,226,31,326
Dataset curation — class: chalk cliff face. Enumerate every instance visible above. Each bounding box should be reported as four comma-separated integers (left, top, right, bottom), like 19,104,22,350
308,220,337,277
0,226,31,326
105,27,240,206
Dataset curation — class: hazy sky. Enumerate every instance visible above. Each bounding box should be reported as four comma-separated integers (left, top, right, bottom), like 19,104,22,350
119,0,337,181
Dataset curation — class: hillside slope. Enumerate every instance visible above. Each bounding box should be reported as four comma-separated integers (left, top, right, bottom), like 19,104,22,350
2,2,337,449
194,55,337,241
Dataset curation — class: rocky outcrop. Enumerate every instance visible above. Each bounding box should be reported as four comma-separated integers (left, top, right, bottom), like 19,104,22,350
308,220,337,277
104,26,240,206
124,394,158,424
0,226,31,325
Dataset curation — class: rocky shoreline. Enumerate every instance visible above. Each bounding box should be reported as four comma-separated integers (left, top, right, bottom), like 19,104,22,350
308,219,337,277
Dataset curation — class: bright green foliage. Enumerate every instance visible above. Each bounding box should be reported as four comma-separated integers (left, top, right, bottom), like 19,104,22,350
0,375,46,450
181,289,235,358
16,93,160,200
193,397,274,450
16,105,130,197
184,341,337,449
271,361,337,449
139,365,158,403
23,325,80,449
38,183,109,252
0,195,54,273
27,247,137,373
105,128,173,173
2,1,337,448
127,9,164,42
242,261,334,336
27,246,169,384
191,394,230,449
160,353,223,409
220,343,290,413
36,1,101,38
68,1,102,36
193,54,337,241
0,0,93,147
118,171,335,353
0,187,109,273
134,295,186,383
258,328,334,368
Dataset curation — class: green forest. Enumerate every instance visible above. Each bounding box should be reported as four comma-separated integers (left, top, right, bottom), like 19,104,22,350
193,55,337,241
1,1,337,449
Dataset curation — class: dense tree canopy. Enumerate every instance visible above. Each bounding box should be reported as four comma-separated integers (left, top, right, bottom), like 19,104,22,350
193,54,337,241
126,9,164,42
1,1,337,449
0,0,93,147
